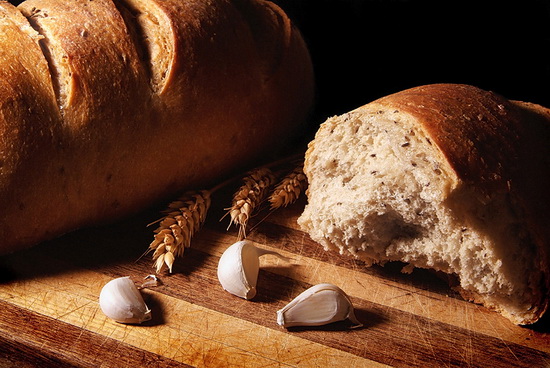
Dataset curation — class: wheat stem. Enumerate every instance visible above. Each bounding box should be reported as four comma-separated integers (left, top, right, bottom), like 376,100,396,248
147,151,306,272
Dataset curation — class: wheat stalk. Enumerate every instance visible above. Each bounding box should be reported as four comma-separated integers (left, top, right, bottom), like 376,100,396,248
146,152,305,273
148,190,211,273
269,164,308,210
226,167,276,239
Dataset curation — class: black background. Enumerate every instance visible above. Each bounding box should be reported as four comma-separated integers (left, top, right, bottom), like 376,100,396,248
273,0,550,125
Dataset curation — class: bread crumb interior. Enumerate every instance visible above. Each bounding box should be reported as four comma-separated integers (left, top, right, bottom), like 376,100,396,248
299,109,541,321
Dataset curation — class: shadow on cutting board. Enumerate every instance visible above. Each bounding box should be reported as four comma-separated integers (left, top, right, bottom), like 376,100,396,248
0,206,162,282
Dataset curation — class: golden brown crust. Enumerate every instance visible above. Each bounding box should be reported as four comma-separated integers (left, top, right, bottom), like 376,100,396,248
0,1,65,247
0,0,314,252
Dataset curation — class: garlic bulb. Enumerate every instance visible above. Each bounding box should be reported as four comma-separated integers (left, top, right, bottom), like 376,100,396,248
217,240,285,299
99,276,152,324
277,283,362,328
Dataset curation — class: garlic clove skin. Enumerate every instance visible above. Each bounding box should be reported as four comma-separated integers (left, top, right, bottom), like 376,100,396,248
217,240,285,300
99,276,152,324
276,283,362,328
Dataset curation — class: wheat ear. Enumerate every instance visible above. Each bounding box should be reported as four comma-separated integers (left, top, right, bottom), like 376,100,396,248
269,164,308,210
149,190,211,273
226,167,276,239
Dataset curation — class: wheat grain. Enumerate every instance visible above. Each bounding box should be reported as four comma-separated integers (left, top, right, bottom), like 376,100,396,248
226,167,276,239
269,165,308,209
149,190,211,273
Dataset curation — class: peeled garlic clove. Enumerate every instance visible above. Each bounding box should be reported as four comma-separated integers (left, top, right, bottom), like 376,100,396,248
217,240,284,299
276,283,362,328
99,276,152,324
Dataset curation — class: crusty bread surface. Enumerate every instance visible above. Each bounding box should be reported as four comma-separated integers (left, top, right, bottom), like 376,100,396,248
0,0,314,252
298,84,550,325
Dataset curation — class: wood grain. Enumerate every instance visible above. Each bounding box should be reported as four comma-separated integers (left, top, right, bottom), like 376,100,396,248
0,190,548,367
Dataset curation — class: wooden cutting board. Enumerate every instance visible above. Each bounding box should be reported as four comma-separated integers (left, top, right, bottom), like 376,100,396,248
0,185,548,368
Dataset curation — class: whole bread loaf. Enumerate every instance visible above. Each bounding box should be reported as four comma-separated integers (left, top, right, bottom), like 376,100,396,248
0,0,314,253
298,84,550,325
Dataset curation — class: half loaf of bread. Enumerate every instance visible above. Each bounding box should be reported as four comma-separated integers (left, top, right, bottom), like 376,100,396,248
298,84,550,325
0,0,314,253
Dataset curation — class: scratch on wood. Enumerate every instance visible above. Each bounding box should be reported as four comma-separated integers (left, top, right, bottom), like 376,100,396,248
54,299,94,321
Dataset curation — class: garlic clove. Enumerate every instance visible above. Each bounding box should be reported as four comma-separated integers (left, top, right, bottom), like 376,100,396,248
217,240,286,300
276,283,362,328
99,276,152,324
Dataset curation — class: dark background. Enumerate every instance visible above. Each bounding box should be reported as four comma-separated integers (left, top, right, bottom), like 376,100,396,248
273,0,550,125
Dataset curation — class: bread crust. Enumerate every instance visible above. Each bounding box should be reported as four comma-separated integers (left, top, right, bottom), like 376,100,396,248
0,0,314,252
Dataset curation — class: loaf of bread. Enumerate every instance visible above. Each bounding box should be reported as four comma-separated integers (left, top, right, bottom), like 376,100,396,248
298,84,550,325
0,0,314,253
